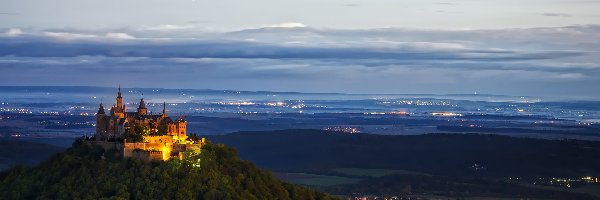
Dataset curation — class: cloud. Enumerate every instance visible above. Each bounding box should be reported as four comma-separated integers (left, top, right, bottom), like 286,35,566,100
437,2,457,5
3,25,599,61
343,3,359,7
43,31,98,39
267,22,307,28
4,28,23,36
38,31,137,40
0,25,599,97
140,24,197,31
541,13,571,17
1,56,597,96
0,26,596,72
105,32,135,39
0,35,584,62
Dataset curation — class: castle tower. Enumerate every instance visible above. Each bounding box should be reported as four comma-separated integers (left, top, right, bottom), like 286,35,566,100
167,122,176,136
95,103,107,138
177,114,187,137
116,85,123,109
97,102,105,115
138,98,148,116
112,86,125,119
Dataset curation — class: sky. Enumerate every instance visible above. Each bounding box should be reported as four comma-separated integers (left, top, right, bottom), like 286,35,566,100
1,0,600,98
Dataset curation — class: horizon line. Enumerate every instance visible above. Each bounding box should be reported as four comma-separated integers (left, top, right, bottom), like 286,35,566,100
0,85,571,100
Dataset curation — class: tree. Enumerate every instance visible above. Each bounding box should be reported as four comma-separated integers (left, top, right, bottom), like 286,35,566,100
0,140,339,200
189,133,200,142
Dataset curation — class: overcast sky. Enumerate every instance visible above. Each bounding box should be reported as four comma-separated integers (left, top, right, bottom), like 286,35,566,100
2,0,600,30
1,0,600,98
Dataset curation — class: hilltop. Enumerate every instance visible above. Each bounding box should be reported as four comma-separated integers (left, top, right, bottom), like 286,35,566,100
0,139,337,200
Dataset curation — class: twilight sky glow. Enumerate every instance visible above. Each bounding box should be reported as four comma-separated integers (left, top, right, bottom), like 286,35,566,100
1,0,600,98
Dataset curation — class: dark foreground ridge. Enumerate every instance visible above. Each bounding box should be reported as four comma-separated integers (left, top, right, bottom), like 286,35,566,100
0,139,337,200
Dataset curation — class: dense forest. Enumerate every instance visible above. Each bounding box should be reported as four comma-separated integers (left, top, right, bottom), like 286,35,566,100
206,130,600,199
0,140,65,171
208,130,600,178
0,139,337,200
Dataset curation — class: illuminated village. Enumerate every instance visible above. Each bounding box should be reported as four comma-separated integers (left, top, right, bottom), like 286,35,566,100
85,86,204,161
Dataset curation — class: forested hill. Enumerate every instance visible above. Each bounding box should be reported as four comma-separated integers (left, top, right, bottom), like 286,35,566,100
207,129,600,178
0,140,65,171
0,140,337,200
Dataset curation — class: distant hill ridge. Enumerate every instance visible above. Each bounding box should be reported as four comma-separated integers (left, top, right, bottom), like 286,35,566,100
207,129,600,178
0,140,65,171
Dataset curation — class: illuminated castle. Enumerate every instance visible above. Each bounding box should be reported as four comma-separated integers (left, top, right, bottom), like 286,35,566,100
91,86,203,161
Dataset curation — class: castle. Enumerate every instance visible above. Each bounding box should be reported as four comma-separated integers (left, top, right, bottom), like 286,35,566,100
89,86,203,161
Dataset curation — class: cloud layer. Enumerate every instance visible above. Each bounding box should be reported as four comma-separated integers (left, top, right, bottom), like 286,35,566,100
1,25,599,98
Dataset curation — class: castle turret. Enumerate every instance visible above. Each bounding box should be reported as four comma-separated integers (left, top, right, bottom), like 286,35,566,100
177,113,187,137
116,85,123,109
138,98,148,116
97,103,105,115
95,103,107,139
112,86,125,119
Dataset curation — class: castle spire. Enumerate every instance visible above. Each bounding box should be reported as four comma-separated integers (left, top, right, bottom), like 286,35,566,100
137,96,148,116
162,102,167,117
116,85,123,109
97,103,105,115
139,98,146,109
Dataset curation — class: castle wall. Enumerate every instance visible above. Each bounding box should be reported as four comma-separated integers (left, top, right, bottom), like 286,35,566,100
123,142,167,157
85,140,123,151
131,150,163,161
143,136,174,144
143,135,188,144
84,139,202,161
